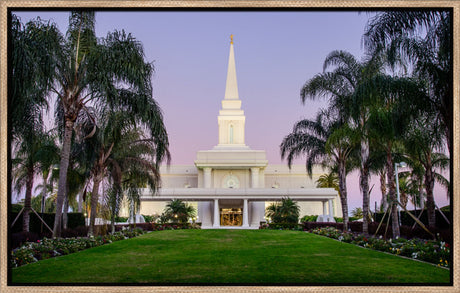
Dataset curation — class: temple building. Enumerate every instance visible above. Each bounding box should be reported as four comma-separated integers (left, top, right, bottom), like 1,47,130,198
133,36,341,228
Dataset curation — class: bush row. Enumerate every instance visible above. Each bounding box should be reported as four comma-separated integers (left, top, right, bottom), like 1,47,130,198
10,222,203,267
309,227,451,268
260,223,303,230
10,228,145,268
302,221,452,243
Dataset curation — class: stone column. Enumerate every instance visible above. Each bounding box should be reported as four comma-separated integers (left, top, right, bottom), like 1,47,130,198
250,167,259,188
322,201,327,215
328,199,334,218
203,167,212,188
243,199,249,227
213,199,220,228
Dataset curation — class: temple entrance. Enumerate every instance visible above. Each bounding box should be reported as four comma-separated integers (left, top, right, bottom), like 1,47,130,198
220,208,242,226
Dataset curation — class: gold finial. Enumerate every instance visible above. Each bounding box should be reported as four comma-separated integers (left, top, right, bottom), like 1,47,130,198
230,34,234,44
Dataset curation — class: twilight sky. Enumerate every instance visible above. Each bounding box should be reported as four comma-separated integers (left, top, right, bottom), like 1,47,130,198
13,10,450,212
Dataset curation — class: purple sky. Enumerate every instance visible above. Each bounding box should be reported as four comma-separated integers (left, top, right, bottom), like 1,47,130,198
14,11,450,212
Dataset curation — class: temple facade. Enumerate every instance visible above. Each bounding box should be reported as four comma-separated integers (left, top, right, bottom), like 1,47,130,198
133,36,341,228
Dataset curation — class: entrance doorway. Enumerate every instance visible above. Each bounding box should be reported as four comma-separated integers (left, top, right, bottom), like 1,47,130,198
220,208,242,226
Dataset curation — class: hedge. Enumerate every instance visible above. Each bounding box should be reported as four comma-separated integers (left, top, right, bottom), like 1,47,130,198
10,212,85,234
265,223,303,230
373,209,451,229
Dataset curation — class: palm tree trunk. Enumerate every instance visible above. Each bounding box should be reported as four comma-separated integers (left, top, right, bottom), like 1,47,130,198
111,212,116,234
361,165,370,235
88,174,102,236
78,191,83,213
63,181,70,230
424,164,436,229
53,120,74,237
380,170,387,212
386,149,400,238
337,160,349,231
419,185,425,210
41,173,48,213
23,166,34,232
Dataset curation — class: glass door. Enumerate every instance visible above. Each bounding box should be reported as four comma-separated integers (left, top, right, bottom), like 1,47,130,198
220,208,242,226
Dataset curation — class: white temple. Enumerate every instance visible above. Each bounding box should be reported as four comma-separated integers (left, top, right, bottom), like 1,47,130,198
131,36,341,228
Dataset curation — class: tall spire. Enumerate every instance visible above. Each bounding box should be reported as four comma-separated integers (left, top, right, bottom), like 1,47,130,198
224,34,239,100
215,35,247,149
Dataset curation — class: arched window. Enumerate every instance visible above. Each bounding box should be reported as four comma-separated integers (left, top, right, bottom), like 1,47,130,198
229,125,234,143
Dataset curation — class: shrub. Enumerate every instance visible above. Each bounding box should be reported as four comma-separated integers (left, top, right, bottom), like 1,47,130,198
10,228,147,268
266,223,303,230
265,197,300,224
309,227,451,268
300,215,318,222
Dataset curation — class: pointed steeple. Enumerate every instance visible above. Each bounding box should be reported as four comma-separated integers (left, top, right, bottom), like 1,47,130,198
215,35,247,149
224,34,239,100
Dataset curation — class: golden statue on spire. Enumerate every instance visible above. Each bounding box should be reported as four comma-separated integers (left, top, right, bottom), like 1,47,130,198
230,34,234,44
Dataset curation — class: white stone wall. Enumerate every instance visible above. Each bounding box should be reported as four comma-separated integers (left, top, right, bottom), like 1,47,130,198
137,164,342,220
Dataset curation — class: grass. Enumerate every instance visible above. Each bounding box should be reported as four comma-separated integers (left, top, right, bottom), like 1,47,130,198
11,229,450,284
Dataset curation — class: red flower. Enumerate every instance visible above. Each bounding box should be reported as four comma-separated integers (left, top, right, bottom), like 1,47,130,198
37,240,40,243
445,243,450,248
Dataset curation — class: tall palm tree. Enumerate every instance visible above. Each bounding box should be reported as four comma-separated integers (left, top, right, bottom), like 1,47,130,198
31,11,170,237
105,126,166,233
280,110,357,230
10,14,61,233
301,50,383,234
403,116,449,228
365,74,428,238
364,11,452,155
86,109,166,236
10,14,60,141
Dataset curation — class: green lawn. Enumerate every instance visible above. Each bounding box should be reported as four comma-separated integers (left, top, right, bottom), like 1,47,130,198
11,229,450,284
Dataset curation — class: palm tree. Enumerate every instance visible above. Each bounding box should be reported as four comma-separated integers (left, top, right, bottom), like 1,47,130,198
351,207,363,219
365,74,428,238
264,198,300,224
12,132,59,232
278,197,300,223
403,116,449,228
315,170,340,195
164,199,196,224
364,11,452,155
300,50,383,234
280,110,357,230
265,203,281,223
86,109,166,236
105,127,166,233
10,14,61,233
28,11,170,237
10,14,60,141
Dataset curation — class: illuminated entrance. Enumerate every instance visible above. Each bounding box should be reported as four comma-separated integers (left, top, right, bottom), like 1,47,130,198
220,208,242,226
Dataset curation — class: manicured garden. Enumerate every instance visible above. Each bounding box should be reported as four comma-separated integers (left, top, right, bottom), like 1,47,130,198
11,229,450,284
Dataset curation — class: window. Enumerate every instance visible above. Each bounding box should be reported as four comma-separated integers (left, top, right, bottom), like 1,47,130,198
229,125,234,143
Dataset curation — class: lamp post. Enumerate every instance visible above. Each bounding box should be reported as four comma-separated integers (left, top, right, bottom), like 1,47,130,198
395,162,407,226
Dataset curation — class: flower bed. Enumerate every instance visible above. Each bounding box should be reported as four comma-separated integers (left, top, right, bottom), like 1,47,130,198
309,227,451,268
10,228,145,268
